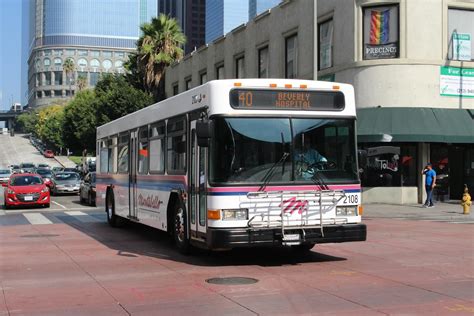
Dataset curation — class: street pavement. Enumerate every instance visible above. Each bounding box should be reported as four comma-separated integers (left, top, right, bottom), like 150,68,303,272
364,201,474,224
0,134,63,168
0,195,473,315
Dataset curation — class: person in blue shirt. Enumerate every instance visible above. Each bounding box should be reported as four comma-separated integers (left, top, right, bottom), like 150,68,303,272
294,138,327,179
422,163,437,207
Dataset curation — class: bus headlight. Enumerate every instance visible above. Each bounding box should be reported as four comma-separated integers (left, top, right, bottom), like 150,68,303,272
336,206,357,216
222,208,248,220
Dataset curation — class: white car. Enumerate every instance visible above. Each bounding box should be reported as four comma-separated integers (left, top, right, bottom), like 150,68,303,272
0,168,12,184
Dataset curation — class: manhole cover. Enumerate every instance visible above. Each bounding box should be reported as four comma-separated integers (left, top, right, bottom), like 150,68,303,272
20,234,60,238
206,277,259,285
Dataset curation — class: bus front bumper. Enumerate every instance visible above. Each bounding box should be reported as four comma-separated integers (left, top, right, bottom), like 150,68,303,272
206,223,367,249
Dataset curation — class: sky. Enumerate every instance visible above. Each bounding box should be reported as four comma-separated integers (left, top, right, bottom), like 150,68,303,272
0,0,23,111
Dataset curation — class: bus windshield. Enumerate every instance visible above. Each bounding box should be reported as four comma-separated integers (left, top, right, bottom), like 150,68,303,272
210,117,358,185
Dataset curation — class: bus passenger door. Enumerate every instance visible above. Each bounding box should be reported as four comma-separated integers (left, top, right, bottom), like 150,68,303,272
129,130,138,220
190,121,207,238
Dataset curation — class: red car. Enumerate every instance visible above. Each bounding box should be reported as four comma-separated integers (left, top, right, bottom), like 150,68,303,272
44,150,54,158
2,174,50,209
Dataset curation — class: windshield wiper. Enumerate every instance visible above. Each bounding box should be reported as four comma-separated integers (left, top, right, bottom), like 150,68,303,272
310,166,329,191
258,152,289,192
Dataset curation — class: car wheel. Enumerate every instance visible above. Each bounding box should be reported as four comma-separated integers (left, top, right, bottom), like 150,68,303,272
44,203,50,208
174,201,190,254
106,191,118,227
87,192,92,206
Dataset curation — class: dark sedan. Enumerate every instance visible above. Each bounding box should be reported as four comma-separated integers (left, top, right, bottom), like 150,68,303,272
79,172,96,206
35,168,53,188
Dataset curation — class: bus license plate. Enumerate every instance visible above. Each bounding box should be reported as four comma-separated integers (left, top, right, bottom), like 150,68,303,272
283,234,300,241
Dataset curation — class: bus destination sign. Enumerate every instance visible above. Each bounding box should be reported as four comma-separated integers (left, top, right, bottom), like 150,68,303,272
229,89,345,111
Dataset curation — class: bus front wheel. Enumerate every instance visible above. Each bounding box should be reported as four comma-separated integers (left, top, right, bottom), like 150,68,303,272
106,191,118,227
174,202,190,254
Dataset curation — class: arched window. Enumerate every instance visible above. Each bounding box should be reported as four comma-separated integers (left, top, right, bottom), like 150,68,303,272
90,59,100,68
54,58,62,66
77,58,88,68
103,59,112,71
43,58,51,67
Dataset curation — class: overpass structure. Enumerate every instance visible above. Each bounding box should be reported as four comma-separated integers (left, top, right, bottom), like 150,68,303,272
0,110,24,130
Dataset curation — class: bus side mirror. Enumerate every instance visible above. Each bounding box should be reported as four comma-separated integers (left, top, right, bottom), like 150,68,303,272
196,121,213,148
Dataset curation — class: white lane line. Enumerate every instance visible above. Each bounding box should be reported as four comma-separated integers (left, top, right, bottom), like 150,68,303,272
52,201,67,209
23,213,53,225
65,211,101,222
65,211,87,216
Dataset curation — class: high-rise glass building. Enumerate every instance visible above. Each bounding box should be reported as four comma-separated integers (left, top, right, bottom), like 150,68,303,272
158,0,206,54
249,0,281,19
28,0,157,108
205,0,280,44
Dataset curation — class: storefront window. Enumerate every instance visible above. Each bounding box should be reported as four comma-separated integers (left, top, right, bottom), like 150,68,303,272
430,144,450,200
359,143,417,187
363,5,399,60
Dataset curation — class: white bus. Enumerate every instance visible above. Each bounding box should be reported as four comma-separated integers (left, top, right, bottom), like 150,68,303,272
96,79,366,253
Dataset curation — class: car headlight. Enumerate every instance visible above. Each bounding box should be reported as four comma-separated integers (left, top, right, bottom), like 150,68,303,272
336,206,357,216
7,188,15,194
41,187,49,193
222,208,248,220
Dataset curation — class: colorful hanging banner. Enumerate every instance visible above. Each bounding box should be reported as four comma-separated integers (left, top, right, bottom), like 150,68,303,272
370,10,390,45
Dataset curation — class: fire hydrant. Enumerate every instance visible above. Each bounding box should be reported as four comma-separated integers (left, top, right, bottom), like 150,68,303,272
461,184,471,215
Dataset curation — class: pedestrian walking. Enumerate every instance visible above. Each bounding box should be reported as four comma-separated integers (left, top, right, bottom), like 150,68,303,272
422,163,436,207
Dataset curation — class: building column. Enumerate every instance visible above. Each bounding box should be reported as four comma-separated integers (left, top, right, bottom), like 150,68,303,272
418,142,430,204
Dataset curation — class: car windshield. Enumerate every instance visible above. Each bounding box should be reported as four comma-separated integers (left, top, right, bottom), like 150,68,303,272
11,176,43,186
38,164,49,168
210,117,359,185
21,163,35,168
0,169,10,175
54,173,80,180
36,169,52,177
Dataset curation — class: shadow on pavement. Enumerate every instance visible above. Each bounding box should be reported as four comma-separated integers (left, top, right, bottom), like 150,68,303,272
58,214,347,267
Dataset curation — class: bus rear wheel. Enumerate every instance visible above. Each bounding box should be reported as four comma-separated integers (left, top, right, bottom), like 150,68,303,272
106,191,118,227
174,202,190,254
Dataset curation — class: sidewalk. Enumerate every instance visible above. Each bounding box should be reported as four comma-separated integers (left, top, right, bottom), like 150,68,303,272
54,155,77,168
363,200,473,222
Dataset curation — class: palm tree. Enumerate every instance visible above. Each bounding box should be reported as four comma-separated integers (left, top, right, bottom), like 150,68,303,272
77,75,88,91
134,14,186,100
63,58,75,96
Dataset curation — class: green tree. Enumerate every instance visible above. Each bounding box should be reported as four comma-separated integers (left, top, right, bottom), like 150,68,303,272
62,90,98,153
36,105,65,150
61,74,153,154
95,74,153,126
127,14,186,100
63,58,75,95
16,111,39,135
77,75,88,91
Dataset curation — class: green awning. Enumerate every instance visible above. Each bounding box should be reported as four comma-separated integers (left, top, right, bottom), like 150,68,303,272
357,107,474,143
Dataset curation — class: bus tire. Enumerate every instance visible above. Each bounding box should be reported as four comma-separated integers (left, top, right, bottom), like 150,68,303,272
173,201,190,254
106,190,118,227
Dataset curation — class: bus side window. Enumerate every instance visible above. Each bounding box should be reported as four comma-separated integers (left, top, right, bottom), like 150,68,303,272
149,122,166,173
167,117,186,174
